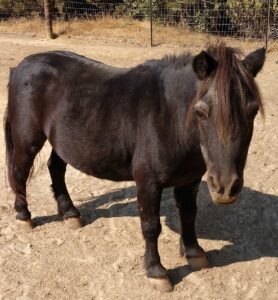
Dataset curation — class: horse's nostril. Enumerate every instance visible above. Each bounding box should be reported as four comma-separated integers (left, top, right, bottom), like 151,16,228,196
208,175,217,190
208,175,224,194
229,178,241,196
217,186,225,195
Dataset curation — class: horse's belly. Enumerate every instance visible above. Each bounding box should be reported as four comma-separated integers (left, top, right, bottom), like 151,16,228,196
84,167,133,181
53,142,133,181
78,158,133,181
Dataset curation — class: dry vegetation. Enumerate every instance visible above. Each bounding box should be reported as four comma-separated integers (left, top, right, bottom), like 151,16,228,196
0,16,277,50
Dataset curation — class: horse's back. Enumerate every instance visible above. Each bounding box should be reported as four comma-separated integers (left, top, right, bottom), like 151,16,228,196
8,51,130,130
9,51,126,93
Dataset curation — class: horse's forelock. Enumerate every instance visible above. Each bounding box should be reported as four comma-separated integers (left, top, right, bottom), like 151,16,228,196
187,43,264,141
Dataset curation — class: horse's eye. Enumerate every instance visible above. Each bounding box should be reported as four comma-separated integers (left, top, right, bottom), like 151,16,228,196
247,101,259,118
194,101,209,120
195,108,207,119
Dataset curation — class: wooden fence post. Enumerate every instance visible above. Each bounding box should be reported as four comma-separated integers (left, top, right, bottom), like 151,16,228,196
44,0,54,39
265,0,271,50
150,0,153,47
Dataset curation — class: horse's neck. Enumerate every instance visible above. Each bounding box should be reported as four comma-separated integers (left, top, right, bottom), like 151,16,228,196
162,65,199,146
162,64,197,106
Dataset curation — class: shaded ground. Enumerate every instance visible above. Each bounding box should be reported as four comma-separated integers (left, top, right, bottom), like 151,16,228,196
0,34,277,300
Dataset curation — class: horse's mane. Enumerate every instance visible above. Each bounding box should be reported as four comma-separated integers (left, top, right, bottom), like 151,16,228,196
143,52,193,70
187,42,264,141
161,53,193,69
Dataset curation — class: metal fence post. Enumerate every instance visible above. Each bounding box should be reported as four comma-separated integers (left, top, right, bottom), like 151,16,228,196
265,0,271,50
150,0,153,47
44,0,54,39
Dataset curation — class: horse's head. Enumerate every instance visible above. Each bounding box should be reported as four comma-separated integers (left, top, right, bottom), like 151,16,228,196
192,45,265,205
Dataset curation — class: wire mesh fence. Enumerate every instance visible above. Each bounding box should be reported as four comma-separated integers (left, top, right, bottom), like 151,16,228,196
0,1,43,19
0,1,277,46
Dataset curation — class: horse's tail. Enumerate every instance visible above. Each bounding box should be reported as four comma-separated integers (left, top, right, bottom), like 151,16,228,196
4,68,16,192
4,107,15,192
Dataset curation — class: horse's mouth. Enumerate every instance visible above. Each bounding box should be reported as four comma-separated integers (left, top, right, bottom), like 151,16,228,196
210,192,238,205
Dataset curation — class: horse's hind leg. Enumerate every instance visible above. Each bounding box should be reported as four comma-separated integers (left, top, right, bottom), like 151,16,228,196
47,150,81,228
13,150,38,228
7,129,46,228
174,181,209,270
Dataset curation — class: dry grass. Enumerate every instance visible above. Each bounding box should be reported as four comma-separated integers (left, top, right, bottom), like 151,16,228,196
54,16,150,45
0,17,46,35
0,16,277,50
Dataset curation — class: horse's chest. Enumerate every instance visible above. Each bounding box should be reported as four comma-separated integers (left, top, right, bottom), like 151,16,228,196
165,155,206,187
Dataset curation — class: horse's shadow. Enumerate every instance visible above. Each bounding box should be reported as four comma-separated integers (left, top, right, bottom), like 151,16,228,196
33,181,278,286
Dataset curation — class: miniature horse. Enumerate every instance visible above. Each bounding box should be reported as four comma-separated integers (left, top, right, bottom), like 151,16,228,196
4,43,265,292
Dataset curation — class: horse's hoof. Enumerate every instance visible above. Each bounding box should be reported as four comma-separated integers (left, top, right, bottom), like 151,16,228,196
187,255,210,270
149,276,174,293
64,217,82,229
16,219,33,231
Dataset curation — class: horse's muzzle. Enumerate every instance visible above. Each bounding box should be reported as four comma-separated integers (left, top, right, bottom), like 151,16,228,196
210,191,238,205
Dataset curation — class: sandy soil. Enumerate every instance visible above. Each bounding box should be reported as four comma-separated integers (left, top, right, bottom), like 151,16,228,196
0,34,277,300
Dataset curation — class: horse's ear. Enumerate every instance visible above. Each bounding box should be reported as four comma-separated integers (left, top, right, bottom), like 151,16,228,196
242,48,266,77
193,51,218,80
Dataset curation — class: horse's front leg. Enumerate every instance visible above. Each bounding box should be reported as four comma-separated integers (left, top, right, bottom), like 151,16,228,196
174,181,210,270
136,181,173,293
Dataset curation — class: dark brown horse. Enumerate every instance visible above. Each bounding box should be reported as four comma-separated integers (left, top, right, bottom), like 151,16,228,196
4,43,265,292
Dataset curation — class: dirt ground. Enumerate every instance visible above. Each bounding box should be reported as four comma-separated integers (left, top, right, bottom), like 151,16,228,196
0,34,277,300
